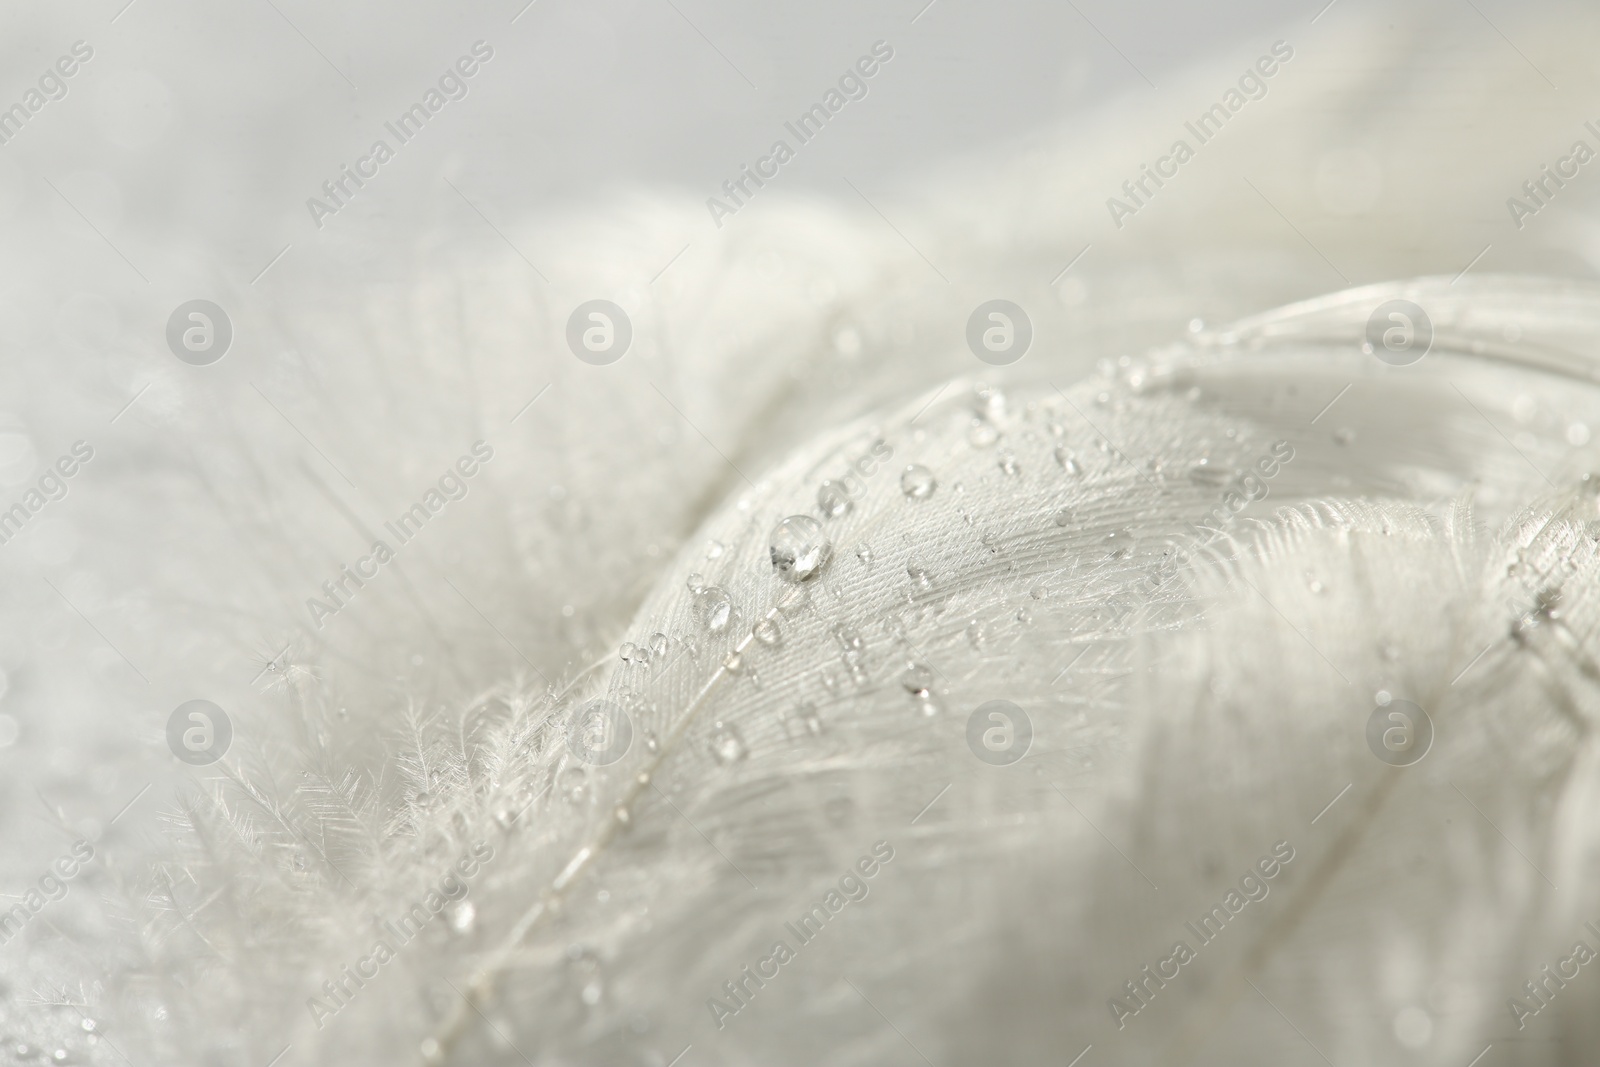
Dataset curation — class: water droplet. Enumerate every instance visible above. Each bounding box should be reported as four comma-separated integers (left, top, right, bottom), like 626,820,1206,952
1568,422,1591,446
907,563,932,590
52,1051,67,1064
710,722,748,764
1016,606,1033,624
80,1021,96,1034
447,900,477,933
974,385,1006,421
901,464,937,499
566,945,605,1007
900,662,934,696
648,632,669,657
694,586,734,632
722,650,743,673
997,451,1020,476
856,543,875,567
1307,576,1325,594
1187,458,1232,486
966,619,986,648
769,515,833,582
791,703,824,736
560,766,587,804
967,419,999,448
817,480,853,518
1332,427,1355,446
1054,447,1082,475
752,618,782,646
1029,585,1046,600
613,804,632,827
1053,506,1074,527
419,1038,444,1064
833,624,864,652
619,642,650,666
686,572,706,593
644,732,660,754
706,539,725,560
1105,529,1134,558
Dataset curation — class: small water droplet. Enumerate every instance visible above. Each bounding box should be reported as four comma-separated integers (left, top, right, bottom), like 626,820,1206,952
613,804,632,827
817,480,853,518
694,586,734,633
1029,585,1046,600
1105,529,1134,558
52,1051,67,1064
710,722,749,764
907,562,932,589
769,515,833,582
1332,427,1355,446
791,703,824,736
967,419,1000,448
1053,506,1074,527
644,732,660,754
900,662,935,696
1016,606,1033,623
566,945,605,1007
1308,577,1325,594
648,632,669,657
966,619,986,648
686,572,707,593
447,900,477,933
722,650,743,673
560,766,588,804
1054,446,1081,475
833,624,864,652
974,385,1007,421
752,618,782,646
706,539,725,560
80,1021,96,1034
856,543,875,567
998,451,1020,476
901,464,937,499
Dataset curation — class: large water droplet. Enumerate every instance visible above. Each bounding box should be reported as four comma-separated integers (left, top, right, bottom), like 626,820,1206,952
694,586,734,632
769,515,833,582
710,722,749,764
901,464,937,499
